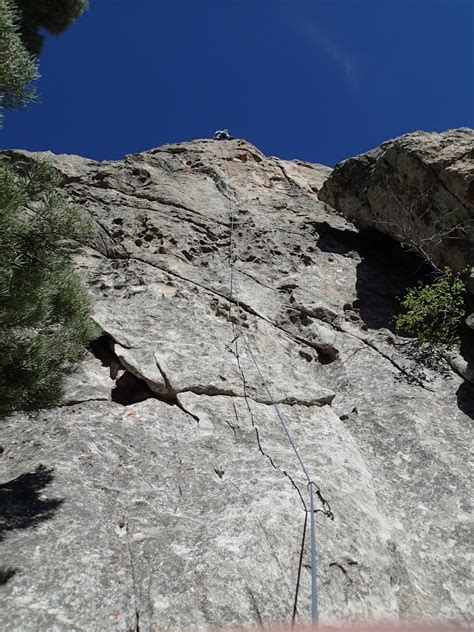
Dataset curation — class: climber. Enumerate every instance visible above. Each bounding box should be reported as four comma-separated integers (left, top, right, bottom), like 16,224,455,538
213,129,234,140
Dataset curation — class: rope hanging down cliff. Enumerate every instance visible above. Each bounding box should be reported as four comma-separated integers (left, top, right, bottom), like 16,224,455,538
217,140,334,624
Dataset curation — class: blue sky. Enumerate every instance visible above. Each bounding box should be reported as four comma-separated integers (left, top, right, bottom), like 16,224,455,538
2,0,473,166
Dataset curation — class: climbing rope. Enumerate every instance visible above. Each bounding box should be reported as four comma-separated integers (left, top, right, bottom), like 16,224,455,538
218,141,333,624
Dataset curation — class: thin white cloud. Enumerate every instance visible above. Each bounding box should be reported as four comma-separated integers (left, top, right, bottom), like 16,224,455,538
301,22,360,93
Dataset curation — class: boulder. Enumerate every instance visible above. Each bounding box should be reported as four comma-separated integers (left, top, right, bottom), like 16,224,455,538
318,128,474,291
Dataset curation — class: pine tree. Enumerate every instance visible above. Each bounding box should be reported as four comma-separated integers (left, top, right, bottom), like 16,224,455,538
16,0,89,56
0,158,99,416
0,0,88,120
0,1,39,114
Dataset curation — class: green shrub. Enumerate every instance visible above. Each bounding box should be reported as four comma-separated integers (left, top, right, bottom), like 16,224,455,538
395,268,466,348
0,158,99,417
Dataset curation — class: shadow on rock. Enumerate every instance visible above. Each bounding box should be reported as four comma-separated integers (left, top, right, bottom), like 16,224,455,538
460,324,474,373
454,316,474,419
315,222,429,331
0,464,63,540
89,334,163,405
0,567,16,585
314,220,361,255
457,380,474,420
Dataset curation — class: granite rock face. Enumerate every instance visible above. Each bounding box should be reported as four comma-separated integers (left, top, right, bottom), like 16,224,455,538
1,138,473,631
318,128,474,291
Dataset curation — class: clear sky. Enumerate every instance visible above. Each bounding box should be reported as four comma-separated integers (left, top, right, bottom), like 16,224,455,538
1,0,473,166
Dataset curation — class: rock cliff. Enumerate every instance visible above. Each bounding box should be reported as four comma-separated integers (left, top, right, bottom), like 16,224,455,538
1,136,472,631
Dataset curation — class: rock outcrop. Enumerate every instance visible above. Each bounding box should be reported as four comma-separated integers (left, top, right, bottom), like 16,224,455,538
1,138,472,631
318,127,474,384
318,128,474,291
